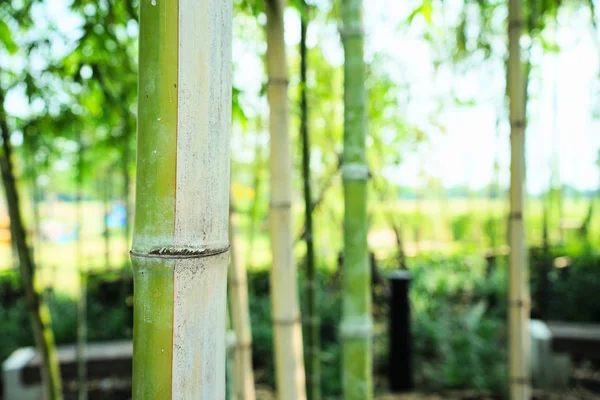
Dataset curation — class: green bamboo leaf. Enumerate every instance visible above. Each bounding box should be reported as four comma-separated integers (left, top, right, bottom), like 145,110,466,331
421,0,433,23
0,21,18,54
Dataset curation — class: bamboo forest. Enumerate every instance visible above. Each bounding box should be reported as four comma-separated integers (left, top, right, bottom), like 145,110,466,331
1,0,600,399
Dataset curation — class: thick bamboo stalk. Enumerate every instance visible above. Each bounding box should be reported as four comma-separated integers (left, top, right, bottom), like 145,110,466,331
131,0,232,398
299,3,320,399
340,0,372,398
507,0,530,398
264,0,307,399
0,90,63,400
228,205,256,400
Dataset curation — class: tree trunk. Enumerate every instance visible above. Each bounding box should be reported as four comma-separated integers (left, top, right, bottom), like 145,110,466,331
299,4,320,400
264,1,307,399
131,0,232,398
340,0,372,398
228,203,256,400
0,89,63,400
507,0,531,398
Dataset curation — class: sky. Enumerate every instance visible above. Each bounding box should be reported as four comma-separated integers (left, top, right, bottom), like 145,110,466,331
6,0,600,195
359,0,600,194
234,0,600,194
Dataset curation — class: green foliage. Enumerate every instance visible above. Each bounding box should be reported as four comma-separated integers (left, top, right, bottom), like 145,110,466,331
0,21,18,55
531,245,600,322
450,213,476,242
86,270,133,341
1,247,599,395
408,255,508,392
0,269,132,363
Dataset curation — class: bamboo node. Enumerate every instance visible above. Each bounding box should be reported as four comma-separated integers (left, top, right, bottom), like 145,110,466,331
267,78,289,86
234,341,252,349
508,20,525,31
228,278,247,287
270,201,292,209
340,317,373,339
342,163,369,181
130,246,229,260
509,376,531,385
340,28,364,40
508,211,523,220
508,299,530,308
510,119,526,129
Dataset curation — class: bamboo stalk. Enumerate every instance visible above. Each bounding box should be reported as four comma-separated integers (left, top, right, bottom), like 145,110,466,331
299,3,320,399
122,117,132,252
264,0,307,398
131,0,232,398
0,89,63,400
247,121,264,264
507,0,530,398
76,131,87,400
340,0,372,398
226,307,237,400
228,204,256,400
77,270,87,400
103,171,111,269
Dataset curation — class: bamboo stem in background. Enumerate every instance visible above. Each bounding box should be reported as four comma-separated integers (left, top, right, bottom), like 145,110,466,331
77,270,87,400
76,131,88,400
122,117,132,252
507,0,530,398
131,0,232,398
299,3,320,399
0,89,63,400
247,120,264,264
340,0,372,398
264,0,307,398
226,307,237,400
228,203,256,400
103,171,111,270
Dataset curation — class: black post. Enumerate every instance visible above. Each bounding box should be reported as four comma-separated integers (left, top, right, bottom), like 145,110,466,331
389,270,413,393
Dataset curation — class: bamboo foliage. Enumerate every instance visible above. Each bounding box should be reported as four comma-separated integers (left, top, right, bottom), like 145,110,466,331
507,0,531,398
131,0,232,398
264,0,307,399
228,204,257,400
340,0,372,398
299,2,320,399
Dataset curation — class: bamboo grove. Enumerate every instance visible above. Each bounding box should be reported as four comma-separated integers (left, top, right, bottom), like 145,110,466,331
1,0,599,399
